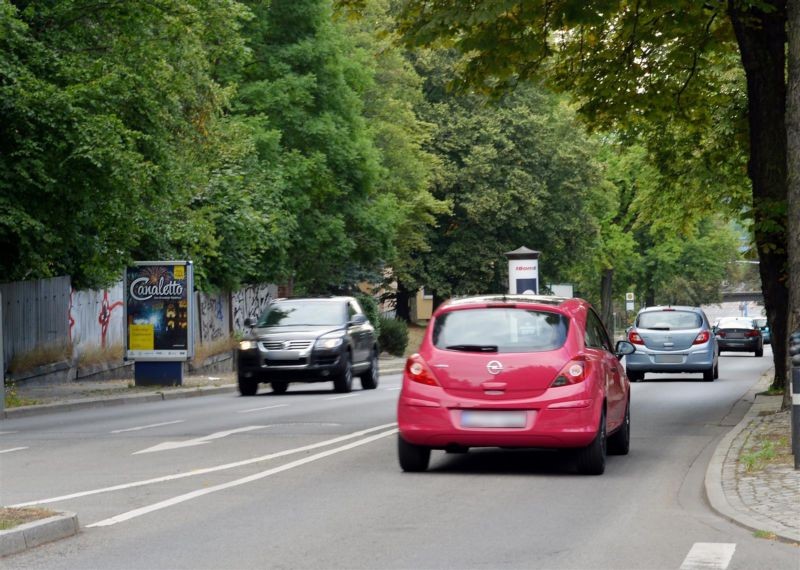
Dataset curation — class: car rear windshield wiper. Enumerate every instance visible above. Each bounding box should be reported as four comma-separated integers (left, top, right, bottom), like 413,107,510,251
445,344,498,352
648,327,671,331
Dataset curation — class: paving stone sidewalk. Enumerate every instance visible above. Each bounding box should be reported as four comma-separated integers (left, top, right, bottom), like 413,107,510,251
721,397,800,543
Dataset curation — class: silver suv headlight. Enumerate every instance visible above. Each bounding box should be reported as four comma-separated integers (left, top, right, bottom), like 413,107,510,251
239,340,258,351
315,333,344,350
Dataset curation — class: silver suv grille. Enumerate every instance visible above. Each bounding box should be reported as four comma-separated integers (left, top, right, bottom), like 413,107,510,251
262,340,313,350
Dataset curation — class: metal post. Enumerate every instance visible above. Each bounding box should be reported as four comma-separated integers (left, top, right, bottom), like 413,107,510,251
790,330,800,470
1,291,4,415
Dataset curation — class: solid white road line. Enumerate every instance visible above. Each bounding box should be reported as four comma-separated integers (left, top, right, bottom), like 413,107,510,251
87,428,398,527
383,387,401,391
111,420,185,434
0,447,28,454
326,394,360,400
0,431,19,435
11,423,398,507
133,426,269,454
238,404,289,414
680,543,736,570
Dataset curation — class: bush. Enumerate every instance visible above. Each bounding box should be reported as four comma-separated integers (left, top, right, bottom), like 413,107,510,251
379,317,408,356
356,293,381,337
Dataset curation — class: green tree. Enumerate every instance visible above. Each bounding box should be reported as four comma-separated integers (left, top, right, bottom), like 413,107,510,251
0,0,258,289
410,51,601,303
233,0,398,293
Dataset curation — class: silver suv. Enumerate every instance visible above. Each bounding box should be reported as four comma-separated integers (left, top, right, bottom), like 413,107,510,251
625,306,718,382
237,297,379,395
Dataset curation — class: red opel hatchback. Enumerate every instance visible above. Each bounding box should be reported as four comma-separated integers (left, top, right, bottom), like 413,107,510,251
397,295,636,475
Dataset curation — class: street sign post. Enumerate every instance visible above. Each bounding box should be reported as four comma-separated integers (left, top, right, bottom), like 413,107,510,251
625,292,635,312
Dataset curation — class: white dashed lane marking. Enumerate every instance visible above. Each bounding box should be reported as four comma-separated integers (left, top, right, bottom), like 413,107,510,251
111,420,185,434
238,404,289,414
0,447,28,454
680,543,736,570
326,394,360,400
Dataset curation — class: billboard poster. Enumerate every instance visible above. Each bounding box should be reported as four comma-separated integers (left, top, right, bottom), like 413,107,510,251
124,261,194,361
507,260,539,294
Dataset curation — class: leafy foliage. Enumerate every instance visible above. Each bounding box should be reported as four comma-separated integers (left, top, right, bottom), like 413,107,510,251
378,316,408,356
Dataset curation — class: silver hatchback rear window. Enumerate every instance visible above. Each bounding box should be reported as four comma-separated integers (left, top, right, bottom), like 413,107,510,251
432,308,569,353
637,310,702,331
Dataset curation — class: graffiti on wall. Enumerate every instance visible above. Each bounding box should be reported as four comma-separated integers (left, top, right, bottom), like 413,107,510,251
198,292,228,343
232,284,277,332
70,283,125,354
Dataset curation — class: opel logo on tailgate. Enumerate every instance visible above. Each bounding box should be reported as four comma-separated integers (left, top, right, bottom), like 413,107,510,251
486,360,504,375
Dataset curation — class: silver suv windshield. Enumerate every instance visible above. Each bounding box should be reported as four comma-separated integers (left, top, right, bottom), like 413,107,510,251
637,310,702,331
258,301,345,327
432,308,569,353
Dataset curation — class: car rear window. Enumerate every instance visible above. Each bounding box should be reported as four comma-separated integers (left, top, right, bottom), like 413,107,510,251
258,302,344,327
636,310,702,330
432,308,569,353
717,318,755,330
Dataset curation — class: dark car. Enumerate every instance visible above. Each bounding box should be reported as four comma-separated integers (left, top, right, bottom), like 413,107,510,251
753,317,771,344
236,297,379,395
715,317,763,357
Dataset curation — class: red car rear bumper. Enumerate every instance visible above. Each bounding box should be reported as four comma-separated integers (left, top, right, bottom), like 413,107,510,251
398,385,603,449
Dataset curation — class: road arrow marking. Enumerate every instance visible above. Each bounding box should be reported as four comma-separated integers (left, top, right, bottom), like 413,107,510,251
111,420,185,434
680,543,736,570
133,426,269,454
11,423,397,508
88,428,398,528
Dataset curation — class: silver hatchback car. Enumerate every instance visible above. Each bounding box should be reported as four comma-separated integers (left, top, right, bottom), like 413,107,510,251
625,306,719,382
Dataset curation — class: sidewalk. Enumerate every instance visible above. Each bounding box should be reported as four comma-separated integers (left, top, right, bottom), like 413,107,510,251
2,354,408,419
3,357,798,544
705,371,800,544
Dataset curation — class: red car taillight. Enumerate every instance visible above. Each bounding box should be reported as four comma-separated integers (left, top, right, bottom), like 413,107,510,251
716,331,726,338
628,331,645,345
745,330,760,338
405,354,440,386
550,358,586,387
693,331,710,344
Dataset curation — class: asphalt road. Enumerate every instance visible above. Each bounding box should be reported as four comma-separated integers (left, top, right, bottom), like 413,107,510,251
2,347,797,569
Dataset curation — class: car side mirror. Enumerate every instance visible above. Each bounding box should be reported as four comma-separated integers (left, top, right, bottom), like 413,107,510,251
349,314,368,325
244,317,255,328
615,340,636,359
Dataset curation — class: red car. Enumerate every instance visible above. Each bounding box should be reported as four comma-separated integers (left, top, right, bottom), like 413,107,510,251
397,295,635,475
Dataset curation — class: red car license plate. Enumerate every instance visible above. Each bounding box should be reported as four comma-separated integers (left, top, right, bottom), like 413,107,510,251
460,410,527,428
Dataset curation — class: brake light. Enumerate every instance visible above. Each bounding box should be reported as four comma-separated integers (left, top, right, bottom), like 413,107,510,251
628,330,645,345
405,354,440,386
745,330,760,338
716,331,726,338
693,331,710,344
550,358,586,387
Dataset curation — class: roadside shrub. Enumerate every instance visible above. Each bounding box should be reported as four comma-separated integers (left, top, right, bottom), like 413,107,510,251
379,317,408,356
356,293,381,337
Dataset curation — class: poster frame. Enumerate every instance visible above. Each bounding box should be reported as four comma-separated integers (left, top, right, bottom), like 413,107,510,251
123,261,195,362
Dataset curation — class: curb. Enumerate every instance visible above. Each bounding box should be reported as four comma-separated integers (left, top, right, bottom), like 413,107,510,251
3,386,237,420
0,511,79,557
704,370,800,544
3,364,408,419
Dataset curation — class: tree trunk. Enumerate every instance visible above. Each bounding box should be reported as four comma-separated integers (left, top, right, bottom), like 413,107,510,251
600,268,614,334
395,281,411,322
730,0,790,401
788,0,800,410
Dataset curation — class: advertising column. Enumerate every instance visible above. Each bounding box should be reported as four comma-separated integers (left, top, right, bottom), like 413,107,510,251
504,246,541,295
125,261,194,386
